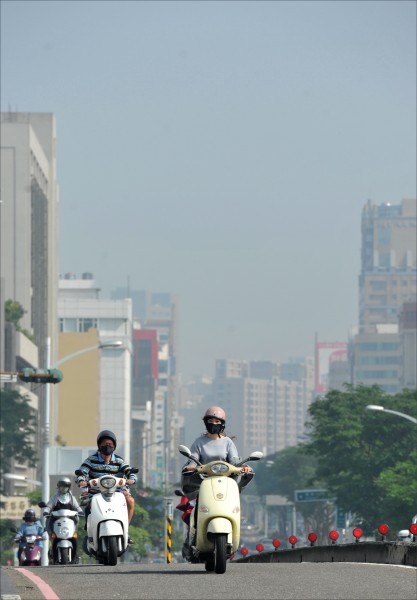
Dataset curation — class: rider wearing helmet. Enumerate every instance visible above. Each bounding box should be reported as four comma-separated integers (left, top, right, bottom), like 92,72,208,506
14,509,44,561
179,406,252,556
182,406,251,496
43,477,84,532
75,430,137,544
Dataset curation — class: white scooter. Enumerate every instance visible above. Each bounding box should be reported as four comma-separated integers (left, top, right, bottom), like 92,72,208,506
178,444,263,574
75,468,138,566
39,502,81,564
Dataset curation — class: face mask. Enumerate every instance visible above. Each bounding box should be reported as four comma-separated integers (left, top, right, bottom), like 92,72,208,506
206,422,223,435
100,445,114,456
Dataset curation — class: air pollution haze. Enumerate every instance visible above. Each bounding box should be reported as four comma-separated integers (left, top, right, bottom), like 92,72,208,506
1,0,416,380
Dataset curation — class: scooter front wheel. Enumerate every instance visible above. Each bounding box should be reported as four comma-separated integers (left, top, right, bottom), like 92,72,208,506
60,547,69,565
102,536,118,566
214,533,227,574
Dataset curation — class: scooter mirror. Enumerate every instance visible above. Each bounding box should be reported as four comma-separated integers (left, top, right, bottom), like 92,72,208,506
38,501,47,508
249,451,263,461
178,444,192,457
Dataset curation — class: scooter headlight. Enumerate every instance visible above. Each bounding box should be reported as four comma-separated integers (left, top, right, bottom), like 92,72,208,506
101,476,115,489
210,463,229,474
60,527,70,537
26,535,36,544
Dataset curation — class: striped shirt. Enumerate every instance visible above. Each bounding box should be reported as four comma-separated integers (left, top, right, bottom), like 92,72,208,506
76,451,137,495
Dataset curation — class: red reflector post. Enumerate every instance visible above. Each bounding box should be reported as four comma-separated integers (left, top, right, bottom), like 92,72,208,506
308,532,318,546
378,524,389,540
329,530,339,543
409,524,417,536
255,543,264,553
272,538,281,550
352,527,363,542
240,546,248,556
288,535,297,548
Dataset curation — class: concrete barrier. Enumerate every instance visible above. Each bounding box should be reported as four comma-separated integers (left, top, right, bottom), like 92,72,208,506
233,542,417,567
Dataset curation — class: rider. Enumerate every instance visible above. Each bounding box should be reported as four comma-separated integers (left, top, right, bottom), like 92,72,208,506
75,430,137,545
14,509,45,563
42,477,84,561
179,406,253,549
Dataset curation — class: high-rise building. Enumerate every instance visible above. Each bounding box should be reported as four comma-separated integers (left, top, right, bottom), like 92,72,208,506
1,111,59,492
213,357,314,458
58,273,133,460
359,199,416,328
352,199,416,393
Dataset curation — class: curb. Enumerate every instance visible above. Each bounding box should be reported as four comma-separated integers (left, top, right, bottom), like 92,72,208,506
233,541,417,567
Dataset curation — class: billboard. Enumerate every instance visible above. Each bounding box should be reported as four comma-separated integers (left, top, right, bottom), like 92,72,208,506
315,341,347,395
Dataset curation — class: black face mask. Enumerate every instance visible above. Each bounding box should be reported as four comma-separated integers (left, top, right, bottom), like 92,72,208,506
100,445,114,456
205,422,224,435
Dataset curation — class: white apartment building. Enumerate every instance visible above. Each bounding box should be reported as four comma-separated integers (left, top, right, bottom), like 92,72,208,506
57,273,133,461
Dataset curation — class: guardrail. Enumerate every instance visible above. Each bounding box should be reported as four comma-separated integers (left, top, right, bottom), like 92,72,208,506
233,541,417,567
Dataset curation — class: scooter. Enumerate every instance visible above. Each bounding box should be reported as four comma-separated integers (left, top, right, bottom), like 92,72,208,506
75,467,138,566
39,502,81,565
14,533,43,566
178,444,263,574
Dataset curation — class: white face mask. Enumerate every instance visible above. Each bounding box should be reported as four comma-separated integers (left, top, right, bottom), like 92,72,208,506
58,492,71,503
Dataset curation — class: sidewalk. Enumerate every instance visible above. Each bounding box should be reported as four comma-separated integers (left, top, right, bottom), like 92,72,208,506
0,567,21,600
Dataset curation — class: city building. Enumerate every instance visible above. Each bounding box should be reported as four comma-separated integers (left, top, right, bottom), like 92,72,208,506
1,111,59,493
57,273,133,460
213,357,314,458
352,199,416,393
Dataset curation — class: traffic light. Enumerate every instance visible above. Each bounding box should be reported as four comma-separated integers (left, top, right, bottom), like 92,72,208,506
19,368,64,384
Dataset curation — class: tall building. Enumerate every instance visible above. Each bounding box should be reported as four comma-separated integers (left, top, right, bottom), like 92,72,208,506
213,357,314,458
359,199,416,328
57,273,133,460
352,199,416,393
1,111,59,492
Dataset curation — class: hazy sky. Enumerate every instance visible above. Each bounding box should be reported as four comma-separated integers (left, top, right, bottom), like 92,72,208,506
1,0,416,381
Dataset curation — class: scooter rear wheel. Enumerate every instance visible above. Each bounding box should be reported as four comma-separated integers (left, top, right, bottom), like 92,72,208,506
214,533,227,574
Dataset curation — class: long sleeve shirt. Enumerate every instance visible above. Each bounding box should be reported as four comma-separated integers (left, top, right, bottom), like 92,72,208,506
43,491,84,517
75,450,137,495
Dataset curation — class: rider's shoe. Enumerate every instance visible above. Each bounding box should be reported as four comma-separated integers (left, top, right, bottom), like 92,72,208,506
127,537,134,545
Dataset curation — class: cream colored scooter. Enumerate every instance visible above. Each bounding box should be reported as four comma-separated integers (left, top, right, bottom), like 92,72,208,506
178,444,263,574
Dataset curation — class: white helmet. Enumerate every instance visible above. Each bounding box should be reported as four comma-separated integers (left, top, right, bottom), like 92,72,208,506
398,530,411,541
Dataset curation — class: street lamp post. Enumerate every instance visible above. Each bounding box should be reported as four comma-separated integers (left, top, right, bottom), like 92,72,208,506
42,339,123,503
365,404,417,424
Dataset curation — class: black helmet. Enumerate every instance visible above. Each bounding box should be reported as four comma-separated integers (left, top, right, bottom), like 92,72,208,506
57,477,71,494
97,429,117,449
24,509,36,523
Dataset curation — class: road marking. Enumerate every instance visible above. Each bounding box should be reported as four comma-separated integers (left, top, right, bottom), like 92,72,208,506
16,568,60,600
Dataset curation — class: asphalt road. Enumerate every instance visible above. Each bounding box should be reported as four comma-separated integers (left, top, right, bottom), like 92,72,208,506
2,562,416,600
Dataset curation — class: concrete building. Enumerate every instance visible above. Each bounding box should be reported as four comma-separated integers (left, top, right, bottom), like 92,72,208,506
57,273,133,461
352,198,416,393
359,199,416,328
213,357,314,458
1,111,59,492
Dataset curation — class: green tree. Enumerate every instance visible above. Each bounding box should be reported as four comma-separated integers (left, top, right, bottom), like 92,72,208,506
4,299,34,342
304,385,417,534
0,389,38,494
255,446,334,538
4,299,26,328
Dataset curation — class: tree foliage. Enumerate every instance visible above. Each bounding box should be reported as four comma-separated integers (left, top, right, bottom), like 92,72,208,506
304,385,417,533
0,389,38,493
